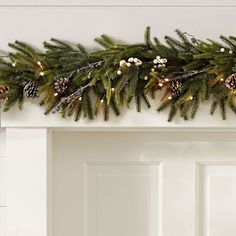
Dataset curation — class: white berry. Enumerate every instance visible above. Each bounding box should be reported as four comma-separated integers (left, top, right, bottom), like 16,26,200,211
153,65,157,68
134,58,139,63
153,59,158,64
156,55,161,60
117,70,122,75
135,61,142,66
229,50,233,54
128,57,134,62
162,64,166,68
220,48,225,53
163,58,168,63
119,60,126,67
160,58,164,63
158,64,162,68
151,68,155,72
126,62,131,67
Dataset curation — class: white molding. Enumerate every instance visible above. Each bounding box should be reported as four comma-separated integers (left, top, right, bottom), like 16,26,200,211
0,158,6,207
0,1,235,7
0,207,6,236
6,128,48,236
0,0,236,7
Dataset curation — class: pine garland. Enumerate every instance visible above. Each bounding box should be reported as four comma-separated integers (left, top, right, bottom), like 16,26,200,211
0,27,236,122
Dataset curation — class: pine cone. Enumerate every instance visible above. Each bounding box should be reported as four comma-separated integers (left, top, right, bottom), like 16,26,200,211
0,86,9,94
23,82,39,99
225,73,236,90
168,80,182,97
54,78,69,94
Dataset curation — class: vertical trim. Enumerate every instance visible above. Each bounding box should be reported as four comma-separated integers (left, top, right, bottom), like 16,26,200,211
47,130,53,236
6,128,48,236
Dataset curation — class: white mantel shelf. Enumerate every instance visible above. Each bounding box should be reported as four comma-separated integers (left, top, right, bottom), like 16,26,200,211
1,101,236,129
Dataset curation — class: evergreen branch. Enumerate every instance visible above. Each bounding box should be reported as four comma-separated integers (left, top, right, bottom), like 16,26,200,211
0,28,236,122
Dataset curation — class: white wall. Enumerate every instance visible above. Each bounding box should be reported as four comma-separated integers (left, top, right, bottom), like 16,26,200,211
0,129,6,236
0,1,236,127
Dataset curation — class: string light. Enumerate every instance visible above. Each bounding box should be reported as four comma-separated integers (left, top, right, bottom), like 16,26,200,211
111,87,115,92
12,62,16,67
39,72,45,76
79,97,82,101
37,61,43,70
168,96,172,100
158,82,163,87
220,78,224,82
54,92,58,97
164,78,169,82
100,99,104,103
189,96,194,100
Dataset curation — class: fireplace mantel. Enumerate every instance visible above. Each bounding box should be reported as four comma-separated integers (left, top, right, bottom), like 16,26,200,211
1,101,236,129
3,101,236,236
1,2,236,236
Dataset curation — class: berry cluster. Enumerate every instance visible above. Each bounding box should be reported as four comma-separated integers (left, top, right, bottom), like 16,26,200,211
151,56,168,72
117,57,143,75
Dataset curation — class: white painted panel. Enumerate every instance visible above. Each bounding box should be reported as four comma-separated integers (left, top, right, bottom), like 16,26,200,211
0,7,236,127
0,208,6,236
53,132,163,236
0,129,6,156
52,131,236,236
198,164,236,236
0,158,6,206
0,0,234,6
6,128,48,236
86,162,161,236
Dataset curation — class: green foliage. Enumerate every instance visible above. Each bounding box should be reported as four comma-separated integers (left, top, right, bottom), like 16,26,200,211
0,27,235,122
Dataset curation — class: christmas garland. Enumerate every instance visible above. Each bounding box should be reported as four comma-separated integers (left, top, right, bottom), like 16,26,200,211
0,27,236,122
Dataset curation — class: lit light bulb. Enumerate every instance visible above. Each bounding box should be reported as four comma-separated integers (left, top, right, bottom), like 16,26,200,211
189,96,194,100
168,96,172,100
12,62,16,67
158,82,163,87
39,72,45,76
164,78,169,82
220,78,224,82
79,97,82,101
111,88,115,92
37,61,43,69
101,99,104,103
54,92,58,97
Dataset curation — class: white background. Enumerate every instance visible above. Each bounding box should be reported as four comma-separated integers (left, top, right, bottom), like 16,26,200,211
1,1,236,236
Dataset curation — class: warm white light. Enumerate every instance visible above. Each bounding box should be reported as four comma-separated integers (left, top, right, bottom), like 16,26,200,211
54,92,58,97
164,78,169,82
101,99,104,103
220,78,224,82
168,96,172,100
79,97,82,101
37,61,43,69
111,88,115,92
12,62,16,67
39,72,45,76
189,96,194,100
158,83,163,87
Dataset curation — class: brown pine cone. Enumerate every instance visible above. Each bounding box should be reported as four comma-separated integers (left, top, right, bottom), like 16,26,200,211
168,80,182,97
225,73,236,90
